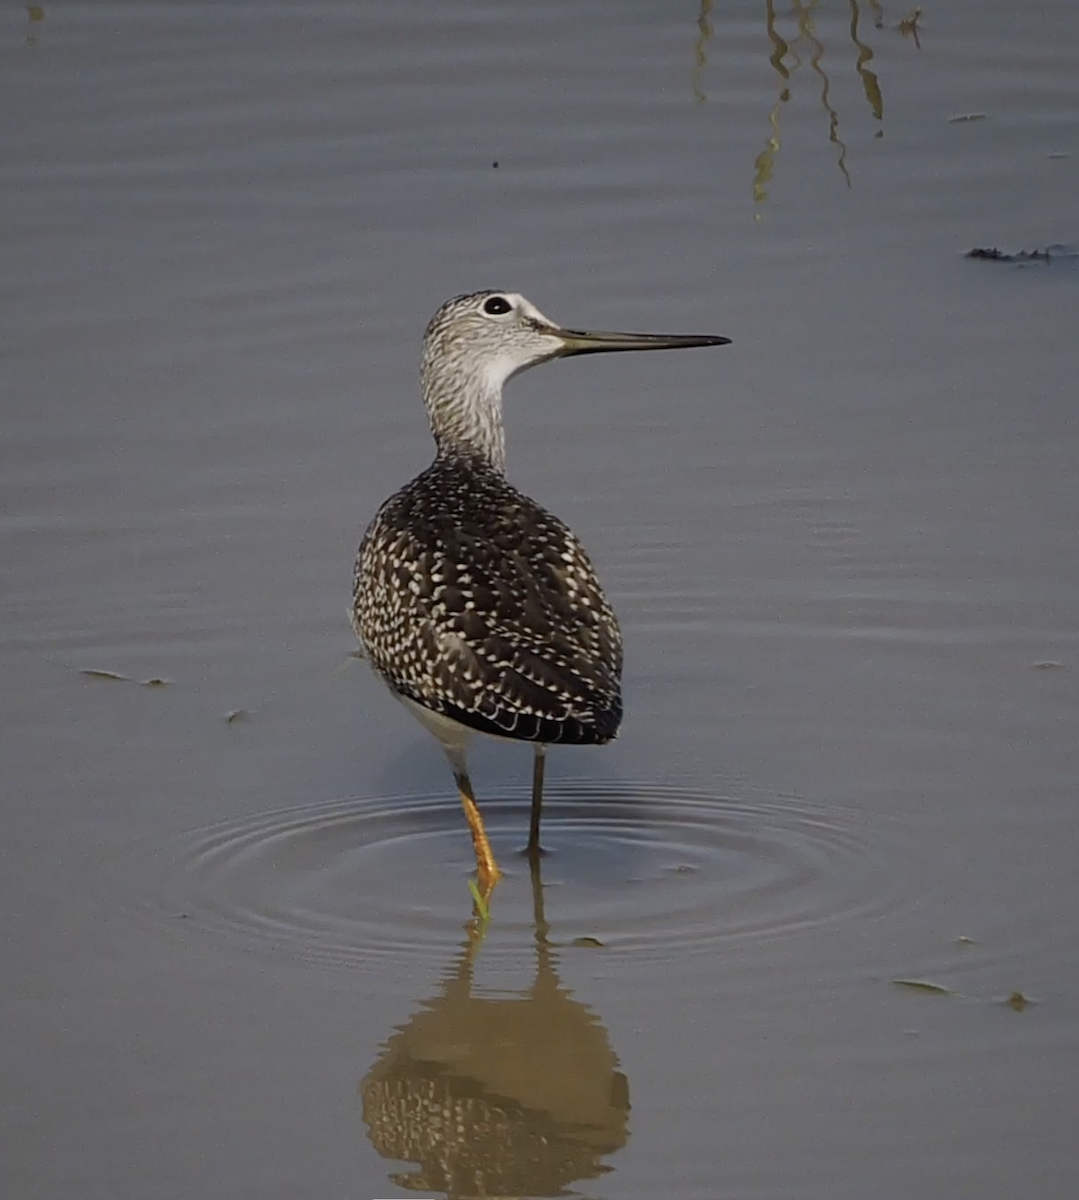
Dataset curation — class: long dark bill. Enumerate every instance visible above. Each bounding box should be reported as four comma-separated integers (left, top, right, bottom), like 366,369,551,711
554,328,731,357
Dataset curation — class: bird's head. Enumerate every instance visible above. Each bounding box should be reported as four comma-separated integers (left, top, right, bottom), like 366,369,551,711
419,290,730,470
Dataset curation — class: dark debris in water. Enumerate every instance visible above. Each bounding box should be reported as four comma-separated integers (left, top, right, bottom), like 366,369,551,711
893,978,956,996
876,6,924,48
572,936,605,949
894,979,1034,1010
80,669,170,687
897,7,923,47
966,244,1079,266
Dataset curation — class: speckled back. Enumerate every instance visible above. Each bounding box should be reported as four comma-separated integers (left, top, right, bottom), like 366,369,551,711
353,454,623,746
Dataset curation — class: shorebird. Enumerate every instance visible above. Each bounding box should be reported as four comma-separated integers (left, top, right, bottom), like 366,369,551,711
352,290,729,894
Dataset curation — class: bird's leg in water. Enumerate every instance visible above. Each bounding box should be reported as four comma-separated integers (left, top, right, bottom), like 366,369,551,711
447,748,502,895
527,743,547,858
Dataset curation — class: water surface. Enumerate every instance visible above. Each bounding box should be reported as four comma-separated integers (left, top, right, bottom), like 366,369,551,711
3,2,1078,1197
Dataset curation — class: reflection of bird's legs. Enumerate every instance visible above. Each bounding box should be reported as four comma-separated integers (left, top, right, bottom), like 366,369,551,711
527,743,547,858
446,748,502,895
529,841,546,928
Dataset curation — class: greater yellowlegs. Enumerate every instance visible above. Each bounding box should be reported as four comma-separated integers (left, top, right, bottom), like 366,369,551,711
353,291,729,893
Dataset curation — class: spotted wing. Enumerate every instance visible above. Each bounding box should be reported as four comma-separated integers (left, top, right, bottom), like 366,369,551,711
354,460,623,745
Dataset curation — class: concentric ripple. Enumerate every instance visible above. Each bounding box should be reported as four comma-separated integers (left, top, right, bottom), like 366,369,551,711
130,779,906,969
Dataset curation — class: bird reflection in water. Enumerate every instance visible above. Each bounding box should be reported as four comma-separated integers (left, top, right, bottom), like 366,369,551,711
361,858,630,1196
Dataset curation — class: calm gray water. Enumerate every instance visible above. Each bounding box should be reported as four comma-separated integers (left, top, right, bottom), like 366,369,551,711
3,2,1078,1198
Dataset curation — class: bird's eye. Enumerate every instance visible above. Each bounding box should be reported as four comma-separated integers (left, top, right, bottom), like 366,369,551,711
482,296,512,316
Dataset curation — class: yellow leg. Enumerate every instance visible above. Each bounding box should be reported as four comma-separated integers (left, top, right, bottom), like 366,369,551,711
527,743,547,857
451,760,502,894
